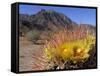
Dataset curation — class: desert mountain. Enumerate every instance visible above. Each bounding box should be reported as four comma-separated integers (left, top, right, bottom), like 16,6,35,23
19,9,96,41
19,9,78,33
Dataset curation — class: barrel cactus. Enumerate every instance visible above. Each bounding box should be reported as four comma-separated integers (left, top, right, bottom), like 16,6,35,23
44,26,96,69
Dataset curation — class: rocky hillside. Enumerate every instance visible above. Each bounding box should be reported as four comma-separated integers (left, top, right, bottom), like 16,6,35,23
19,9,78,34
19,9,96,42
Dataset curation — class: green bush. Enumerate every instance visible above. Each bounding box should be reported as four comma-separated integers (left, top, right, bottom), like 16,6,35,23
26,29,40,42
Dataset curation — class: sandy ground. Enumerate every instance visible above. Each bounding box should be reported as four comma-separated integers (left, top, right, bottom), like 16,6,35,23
19,37,47,72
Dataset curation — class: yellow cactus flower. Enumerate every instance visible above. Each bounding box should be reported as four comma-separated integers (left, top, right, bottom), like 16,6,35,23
44,27,96,65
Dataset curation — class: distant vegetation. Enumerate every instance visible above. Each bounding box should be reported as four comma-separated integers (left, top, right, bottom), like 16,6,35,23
26,29,40,43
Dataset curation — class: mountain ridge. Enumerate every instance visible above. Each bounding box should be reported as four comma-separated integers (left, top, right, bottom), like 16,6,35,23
19,9,95,37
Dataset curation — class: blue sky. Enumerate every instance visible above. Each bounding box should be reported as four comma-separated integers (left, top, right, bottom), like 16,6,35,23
19,4,96,26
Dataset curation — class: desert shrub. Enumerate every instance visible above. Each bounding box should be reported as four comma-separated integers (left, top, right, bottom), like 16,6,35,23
19,25,30,36
26,29,40,42
44,26,96,69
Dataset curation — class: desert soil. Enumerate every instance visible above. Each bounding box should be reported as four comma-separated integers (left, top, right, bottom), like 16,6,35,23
19,37,48,71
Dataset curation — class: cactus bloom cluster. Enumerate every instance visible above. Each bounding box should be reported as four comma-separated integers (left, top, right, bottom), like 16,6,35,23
44,26,96,65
